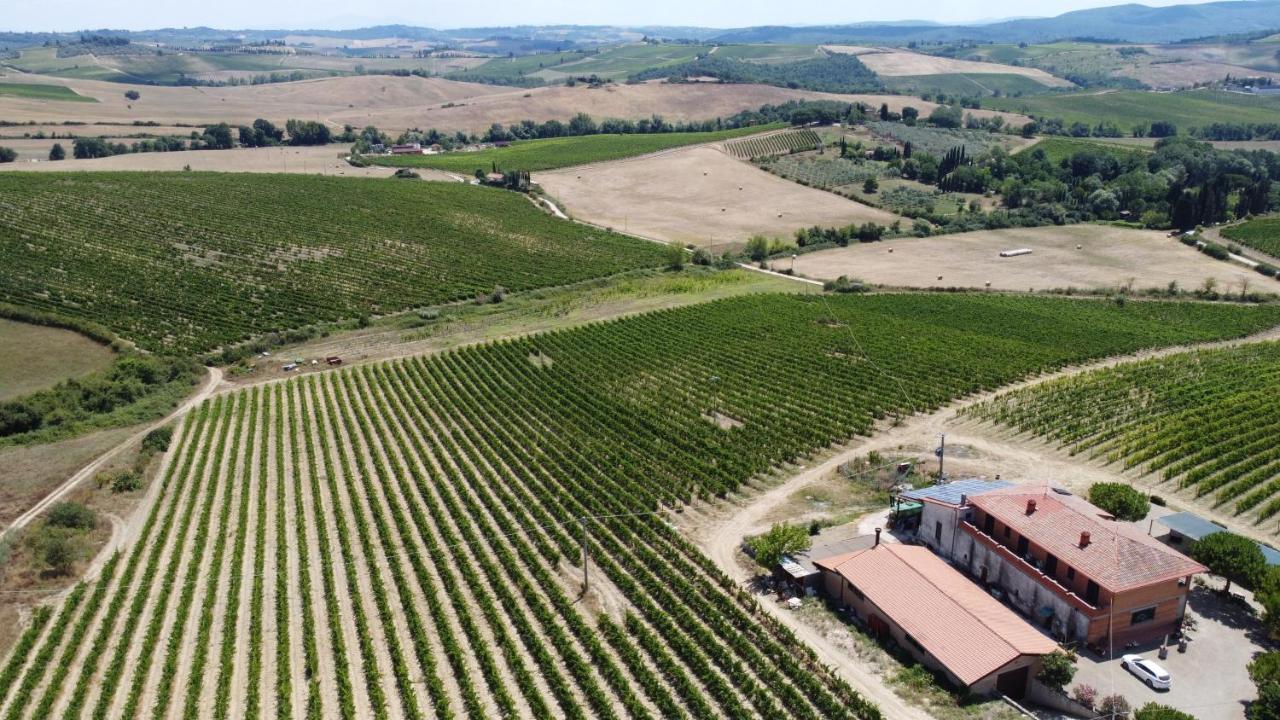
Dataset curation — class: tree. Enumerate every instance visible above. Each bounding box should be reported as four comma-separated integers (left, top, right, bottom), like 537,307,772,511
1192,531,1266,594
1088,483,1150,521
747,523,811,571
1099,694,1131,718
48,142,65,161
1252,653,1280,687
285,119,332,146
664,243,687,271
745,235,770,262
1252,679,1280,720
1135,703,1195,720
1256,568,1280,638
201,123,234,150
124,89,140,101
1037,650,1076,691
0,146,15,163
863,177,879,194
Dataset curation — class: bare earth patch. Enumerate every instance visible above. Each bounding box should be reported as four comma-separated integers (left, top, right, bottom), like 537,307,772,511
701,411,744,430
537,145,903,248
793,225,1267,293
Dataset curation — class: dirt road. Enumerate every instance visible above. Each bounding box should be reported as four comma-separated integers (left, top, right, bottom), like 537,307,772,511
0,366,222,544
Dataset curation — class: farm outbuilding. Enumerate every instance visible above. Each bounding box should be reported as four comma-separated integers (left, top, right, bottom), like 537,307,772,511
1155,511,1280,565
815,540,1059,698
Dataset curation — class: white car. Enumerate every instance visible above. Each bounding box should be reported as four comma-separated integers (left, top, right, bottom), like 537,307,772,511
1121,654,1172,690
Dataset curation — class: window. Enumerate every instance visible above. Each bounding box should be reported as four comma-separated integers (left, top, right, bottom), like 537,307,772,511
1130,607,1156,625
934,521,943,544
1016,536,1029,556
1066,567,1075,581
1085,580,1100,606
983,514,995,534
1044,554,1058,576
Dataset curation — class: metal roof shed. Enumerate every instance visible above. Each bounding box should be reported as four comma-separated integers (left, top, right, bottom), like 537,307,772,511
1156,511,1280,565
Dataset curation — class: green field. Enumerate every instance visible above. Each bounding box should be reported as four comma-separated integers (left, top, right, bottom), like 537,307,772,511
966,341,1280,522
5,291,1278,718
882,73,1057,97
1024,135,1151,164
0,82,96,102
1223,217,1280,259
0,173,666,354
986,89,1280,132
371,125,782,173
0,319,114,402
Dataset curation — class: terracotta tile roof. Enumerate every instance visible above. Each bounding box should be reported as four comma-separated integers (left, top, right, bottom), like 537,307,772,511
969,488,1206,593
818,543,1058,686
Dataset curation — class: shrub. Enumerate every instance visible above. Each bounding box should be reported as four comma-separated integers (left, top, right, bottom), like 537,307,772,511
37,533,80,575
1037,650,1076,691
0,147,15,164
46,502,95,530
48,143,66,161
1088,482,1150,521
823,275,867,294
141,426,172,455
1071,683,1097,709
1134,703,1194,720
1099,694,1131,717
392,168,420,179
691,248,712,266
894,664,935,691
745,235,770,262
95,468,141,493
124,89,140,101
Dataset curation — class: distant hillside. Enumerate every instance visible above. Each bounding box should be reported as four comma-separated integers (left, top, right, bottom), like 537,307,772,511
712,1,1280,44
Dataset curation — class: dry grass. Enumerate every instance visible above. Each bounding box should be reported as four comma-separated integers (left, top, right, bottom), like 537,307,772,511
0,319,114,401
0,426,134,526
824,46,1074,87
793,224,1268,293
537,145,902,248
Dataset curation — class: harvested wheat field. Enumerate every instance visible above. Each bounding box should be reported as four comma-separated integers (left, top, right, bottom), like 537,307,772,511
792,225,1267,292
537,145,902,247
0,74,1029,134
0,144,460,178
824,46,1074,87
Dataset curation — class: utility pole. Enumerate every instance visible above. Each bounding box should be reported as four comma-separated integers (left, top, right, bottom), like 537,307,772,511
580,516,589,593
708,375,721,416
936,433,946,481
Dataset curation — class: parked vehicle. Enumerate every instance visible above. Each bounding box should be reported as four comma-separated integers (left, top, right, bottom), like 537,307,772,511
1121,654,1172,690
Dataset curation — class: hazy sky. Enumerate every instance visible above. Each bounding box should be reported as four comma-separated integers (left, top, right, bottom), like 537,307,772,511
8,0,1210,33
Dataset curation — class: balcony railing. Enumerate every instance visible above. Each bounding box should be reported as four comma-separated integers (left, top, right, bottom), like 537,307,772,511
960,521,1103,615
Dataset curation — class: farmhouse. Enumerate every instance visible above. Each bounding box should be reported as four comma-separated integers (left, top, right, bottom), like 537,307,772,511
896,478,1013,554
952,487,1205,647
815,539,1059,698
391,143,423,155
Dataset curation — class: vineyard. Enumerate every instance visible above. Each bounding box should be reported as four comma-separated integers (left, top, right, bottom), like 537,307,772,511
1222,217,1280,260
964,341,1280,524
724,129,822,159
372,126,781,173
2,293,1279,718
0,173,665,355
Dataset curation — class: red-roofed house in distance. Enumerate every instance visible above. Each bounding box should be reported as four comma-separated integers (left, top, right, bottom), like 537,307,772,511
816,538,1059,699
954,487,1205,648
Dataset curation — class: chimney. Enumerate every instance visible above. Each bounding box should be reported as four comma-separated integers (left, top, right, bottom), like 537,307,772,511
960,494,968,507
874,528,882,547
1026,499,1037,515
1079,531,1091,548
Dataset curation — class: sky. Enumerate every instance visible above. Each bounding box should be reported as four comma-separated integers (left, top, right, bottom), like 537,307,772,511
6,0,1213,33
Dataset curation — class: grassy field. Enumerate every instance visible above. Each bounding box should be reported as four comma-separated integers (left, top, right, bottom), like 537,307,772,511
370,125,782,173
4,292,1277,717
0,173,666,354
881,73,1058,97
986,89,1280,132
965,341,1280,524
0,82,96,102
1025,135,1151,164
1222,217,1280,259
0,319,115,401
